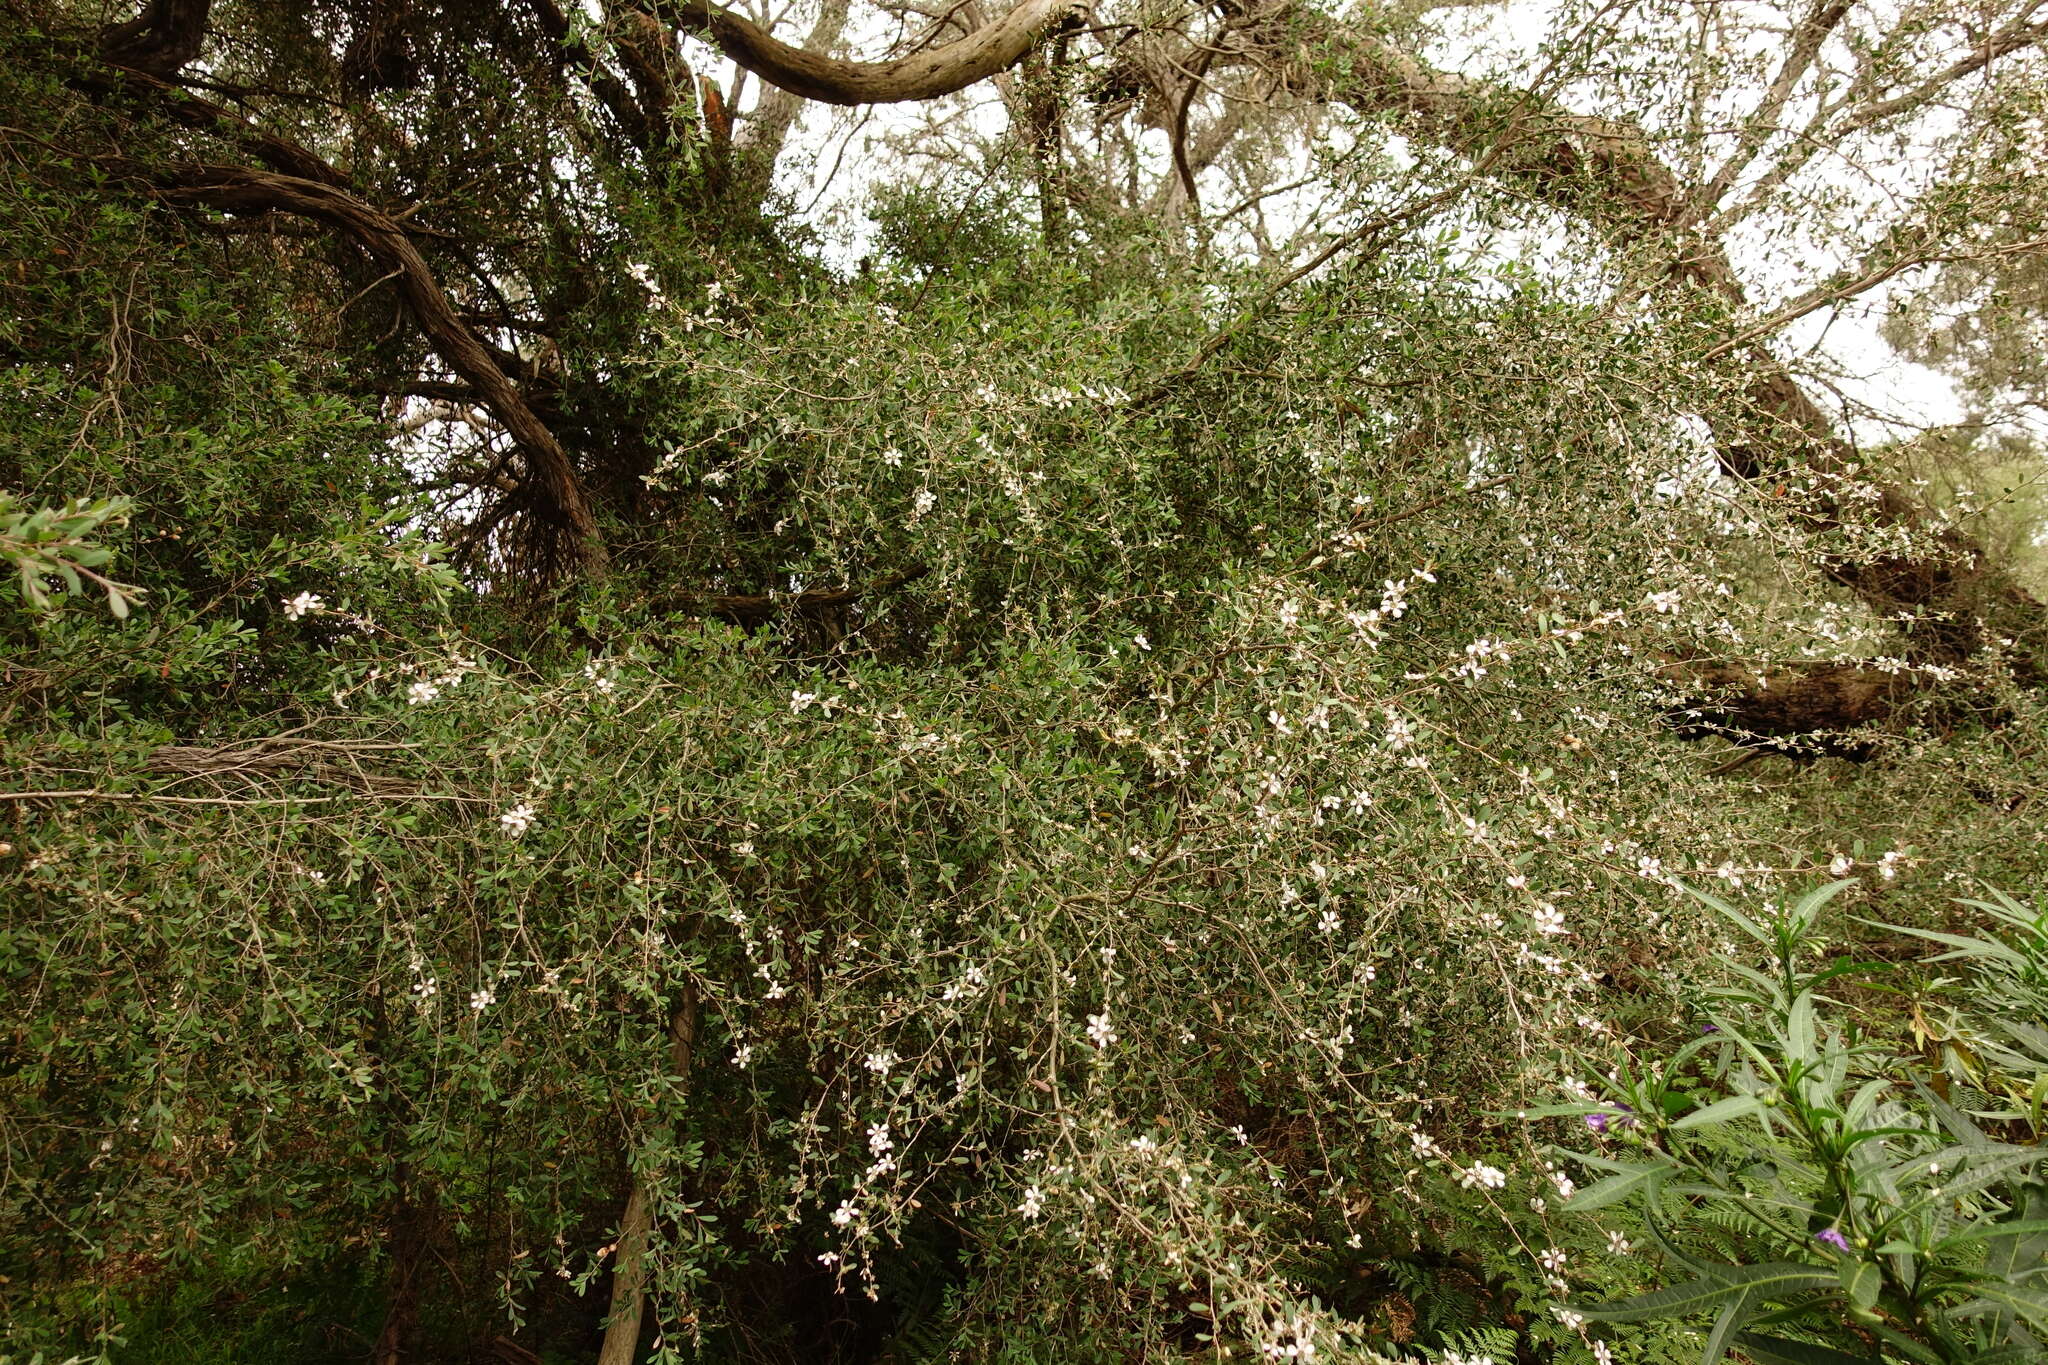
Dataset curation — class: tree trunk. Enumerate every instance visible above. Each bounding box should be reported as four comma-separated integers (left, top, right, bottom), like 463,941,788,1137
597,987,700,1365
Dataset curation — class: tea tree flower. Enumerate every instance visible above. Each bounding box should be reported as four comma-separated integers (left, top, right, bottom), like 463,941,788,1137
283,591,324,620
1085,1012,1117,1049
499,803,537,837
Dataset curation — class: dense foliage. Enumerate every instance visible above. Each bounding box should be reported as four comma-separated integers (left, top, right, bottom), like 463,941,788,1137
4,0,2047,1361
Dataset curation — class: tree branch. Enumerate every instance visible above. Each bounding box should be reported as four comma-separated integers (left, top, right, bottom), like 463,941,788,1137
153,163,605,570
656,0,1082,105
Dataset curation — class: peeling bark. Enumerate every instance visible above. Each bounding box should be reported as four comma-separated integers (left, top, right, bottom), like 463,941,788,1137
655,0,1082,106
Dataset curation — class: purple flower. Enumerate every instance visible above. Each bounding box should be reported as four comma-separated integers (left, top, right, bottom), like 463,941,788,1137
1814,1227,1850,1252
1701,1022,1720,1034
1585,1103,1635,1134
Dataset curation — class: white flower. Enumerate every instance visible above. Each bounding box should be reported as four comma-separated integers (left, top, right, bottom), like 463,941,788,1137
1277,599,1302,629
407,680,441,706
882,447,904,467
863,1050,898,1075
498,803,537,837
830,1200,858,1227
469,987,496,1012
1133,634,1151,651
702,468,732,487
283,591,325,620
1636,854,1663,879
1129,1135,1157,1154
731,1044,753,1067
1553,1308,1586,1330
1539,1247,1568,1272
1830,853,1854,876
867,1123,892,1155
1879,850,1903,880
1017,1185,1045,1219
1606,1230,1632,1254
1318,909,1342,935
1531,903,1567,937
733,840,756,857
1592,1342,1614,1365
1506,873,1529,890
911,488,938,517
1085,1012,1117,1049
1457,1163,1506,1190
1647,589,1681,614
790,690,818,713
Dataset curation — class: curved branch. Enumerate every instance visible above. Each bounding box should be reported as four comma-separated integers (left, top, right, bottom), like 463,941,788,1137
155,164,605,570
658,0,1081,105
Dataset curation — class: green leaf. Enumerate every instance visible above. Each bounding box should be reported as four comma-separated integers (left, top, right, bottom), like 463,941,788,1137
1576,1263,1836,1324
1733,1333,1874,1365
1564,1161,1669,1212
1674,1093,1767,1130
1838,1259,1880,1311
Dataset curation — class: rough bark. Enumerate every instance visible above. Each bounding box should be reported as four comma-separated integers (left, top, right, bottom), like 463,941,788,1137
731,0,851,204
655,0,1082,105
1656,657,1923,759
100,0,212,77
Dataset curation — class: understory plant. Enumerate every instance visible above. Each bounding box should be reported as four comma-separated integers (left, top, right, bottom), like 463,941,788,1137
1548,883,2048,1364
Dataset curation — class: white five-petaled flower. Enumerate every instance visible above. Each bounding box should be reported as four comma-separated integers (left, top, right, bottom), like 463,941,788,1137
830,1200,858,1227
1531,903,1567,937
1085,1012,1117,1049
1647,589,1682,614
1538,1247,1568,1272
469,987,495,1012
731,1044,753,1067
1016,1185,1044,1219
1458,1163,1506,1190
1606,1229,1632,1254
499,803,537,837
882,447,904,467
864,1050,898,1075
1830,853,1853,876
1133,634,1151,651
1318,909,1342,935
911,488,938,517
867,1123,892,1155
1879,849,1904,880
407,680,441,706
283,591,324,620
1592,1342,1614,1365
